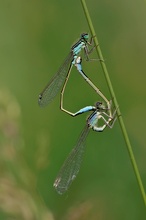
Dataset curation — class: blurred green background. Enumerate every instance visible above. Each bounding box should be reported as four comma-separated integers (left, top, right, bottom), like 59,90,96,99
0,0,146,219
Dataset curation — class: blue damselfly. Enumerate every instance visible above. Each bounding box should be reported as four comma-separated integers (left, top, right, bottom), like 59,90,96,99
38,33,96,107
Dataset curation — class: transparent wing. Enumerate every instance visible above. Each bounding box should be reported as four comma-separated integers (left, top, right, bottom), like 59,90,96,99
38,52,73,107
53,124,90,195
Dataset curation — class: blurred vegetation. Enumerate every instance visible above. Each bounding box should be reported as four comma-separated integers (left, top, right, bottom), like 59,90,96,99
0,0,146,219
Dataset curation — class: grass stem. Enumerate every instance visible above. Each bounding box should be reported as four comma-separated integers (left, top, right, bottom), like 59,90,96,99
81,0,146,206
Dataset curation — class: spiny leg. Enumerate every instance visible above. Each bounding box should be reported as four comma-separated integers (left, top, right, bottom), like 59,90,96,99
84,35,100,61
92,107,117,132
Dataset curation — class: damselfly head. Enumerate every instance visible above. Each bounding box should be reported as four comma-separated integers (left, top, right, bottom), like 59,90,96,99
96,101,106,110
81,33,89,41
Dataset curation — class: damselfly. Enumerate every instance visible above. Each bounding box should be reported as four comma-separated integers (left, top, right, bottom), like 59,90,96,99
53,101,117,195
38,33,95,107
60,56,110,117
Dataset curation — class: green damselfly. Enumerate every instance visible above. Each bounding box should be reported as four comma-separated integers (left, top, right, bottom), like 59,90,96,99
54,101,117,195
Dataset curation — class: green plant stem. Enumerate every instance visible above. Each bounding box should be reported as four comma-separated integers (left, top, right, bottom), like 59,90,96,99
81,0,146,206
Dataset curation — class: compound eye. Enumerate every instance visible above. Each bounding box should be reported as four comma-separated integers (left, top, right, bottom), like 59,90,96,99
81,33,89,40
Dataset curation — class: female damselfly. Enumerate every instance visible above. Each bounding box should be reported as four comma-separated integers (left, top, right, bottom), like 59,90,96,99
53,101,117,195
